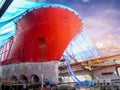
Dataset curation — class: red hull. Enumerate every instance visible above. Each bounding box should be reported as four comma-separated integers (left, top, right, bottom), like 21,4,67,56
1,6,82,65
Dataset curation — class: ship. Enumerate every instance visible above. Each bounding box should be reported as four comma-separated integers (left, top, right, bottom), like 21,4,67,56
0,1,82,85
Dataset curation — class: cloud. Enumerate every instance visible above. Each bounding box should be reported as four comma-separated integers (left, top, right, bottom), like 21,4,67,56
83,17,114,39
106,34,118,40
104,9,116,14
82,0,91,3
95,41,104,49
83,21,93,29
117,27,120,31
95,40,120,56
103,9,120,17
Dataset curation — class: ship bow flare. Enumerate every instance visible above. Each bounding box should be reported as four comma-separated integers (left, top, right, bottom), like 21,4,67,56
3,6,82,64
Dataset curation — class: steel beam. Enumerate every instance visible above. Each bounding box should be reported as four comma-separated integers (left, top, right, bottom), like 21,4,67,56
0,0,13,18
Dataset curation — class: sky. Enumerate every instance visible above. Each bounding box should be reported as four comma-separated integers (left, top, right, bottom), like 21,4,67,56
34,0,120,56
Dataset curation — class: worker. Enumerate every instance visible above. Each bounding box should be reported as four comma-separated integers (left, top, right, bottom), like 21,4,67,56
44,79,51,88
21,85,28,90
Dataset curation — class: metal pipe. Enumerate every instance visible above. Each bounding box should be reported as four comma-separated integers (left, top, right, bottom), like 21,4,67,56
0,0,13,18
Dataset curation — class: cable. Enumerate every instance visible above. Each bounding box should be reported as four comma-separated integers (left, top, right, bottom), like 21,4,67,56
64,56,94,86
